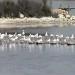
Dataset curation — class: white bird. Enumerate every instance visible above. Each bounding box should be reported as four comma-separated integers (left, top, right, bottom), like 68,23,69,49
20,35,26,41
66,36,70,39
71,34,74,39
56,35,59,38
56,38,59,42
35,33,39,38
47,39,50,42
14,32,17,36
17,34,21,37
60,34,64,38
8,34,13,38
26,37,33,43
29,34,34,38
45,32,48,36
36,39,43,44
19,12,24,18
65,36,70,42
22,30,25,35
0,34,5,39
39,35,42,38
53,39,58,42
50,34,54,37
10,33,18,42
5,32,7,36
10,37,18,42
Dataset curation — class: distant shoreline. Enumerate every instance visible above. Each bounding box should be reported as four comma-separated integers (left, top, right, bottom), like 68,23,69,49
0,17,75,28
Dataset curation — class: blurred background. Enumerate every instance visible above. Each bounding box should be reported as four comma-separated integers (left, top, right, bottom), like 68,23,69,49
0,0,75,18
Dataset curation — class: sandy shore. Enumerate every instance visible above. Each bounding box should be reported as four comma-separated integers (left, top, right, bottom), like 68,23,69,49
0,17,75,28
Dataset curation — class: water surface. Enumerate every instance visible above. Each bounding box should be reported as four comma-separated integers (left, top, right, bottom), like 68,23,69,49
0,26,75,75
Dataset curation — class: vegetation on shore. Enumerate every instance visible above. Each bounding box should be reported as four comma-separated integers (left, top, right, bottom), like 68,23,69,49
0,0,51,18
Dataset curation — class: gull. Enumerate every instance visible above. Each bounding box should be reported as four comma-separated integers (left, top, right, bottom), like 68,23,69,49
45,32,48,36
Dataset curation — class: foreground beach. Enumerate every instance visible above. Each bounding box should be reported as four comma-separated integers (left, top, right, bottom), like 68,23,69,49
0,17,75,28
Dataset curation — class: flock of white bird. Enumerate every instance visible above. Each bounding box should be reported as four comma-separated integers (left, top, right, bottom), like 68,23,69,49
0,30,75,45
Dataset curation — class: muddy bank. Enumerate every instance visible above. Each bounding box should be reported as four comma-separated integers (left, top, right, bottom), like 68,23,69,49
0,17,75,28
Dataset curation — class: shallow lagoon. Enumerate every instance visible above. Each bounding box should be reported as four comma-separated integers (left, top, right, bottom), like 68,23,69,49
0,26,75,75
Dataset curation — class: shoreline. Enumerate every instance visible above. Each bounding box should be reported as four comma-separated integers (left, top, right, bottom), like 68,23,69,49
0,24,58,29
0,17,75,28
